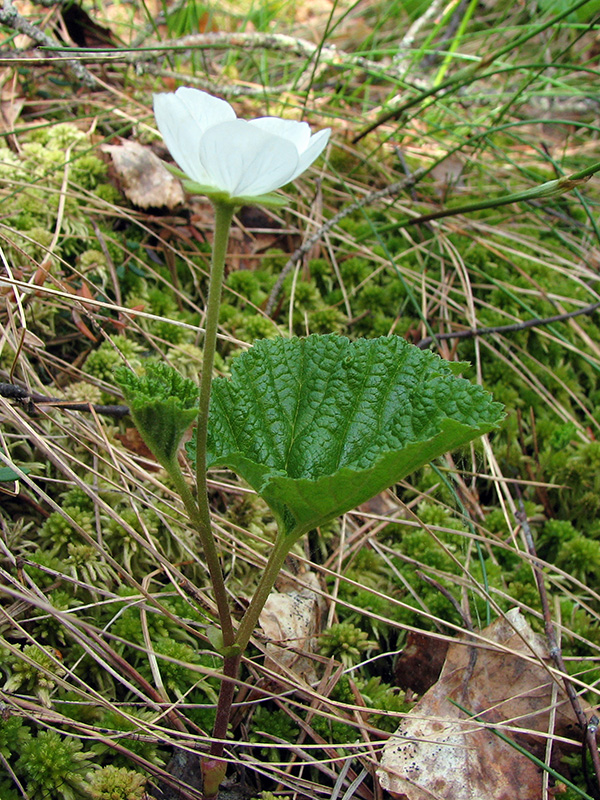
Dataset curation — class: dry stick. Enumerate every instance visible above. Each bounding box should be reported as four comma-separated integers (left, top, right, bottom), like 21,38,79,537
416,570,477,700
0,381,129,417
0,0,96,86
417,300,600,350
516,495,600,798
265,169,425,316
127,31,387,76
17,29,389,81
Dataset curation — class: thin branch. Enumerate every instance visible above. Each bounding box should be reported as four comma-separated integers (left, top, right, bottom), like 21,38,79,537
124,31,389,77
0,0,96,86
417,300,600,349
265,169,425,315
0,382,129,418
516,494,600,799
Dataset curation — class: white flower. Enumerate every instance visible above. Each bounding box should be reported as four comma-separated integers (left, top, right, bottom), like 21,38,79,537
153,87,330,201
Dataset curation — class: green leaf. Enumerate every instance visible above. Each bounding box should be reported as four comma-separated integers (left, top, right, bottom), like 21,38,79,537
0,466,29,482
115,362,198,468
206,335,504,538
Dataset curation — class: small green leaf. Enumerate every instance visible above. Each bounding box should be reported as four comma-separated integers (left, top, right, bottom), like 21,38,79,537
115,362,198,468
0,466,29,482
207,625,224,652
206,626,241,657
206,335,504,538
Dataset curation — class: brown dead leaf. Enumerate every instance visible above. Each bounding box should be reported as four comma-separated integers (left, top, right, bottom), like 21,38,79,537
114,427,158,466
101,141,185,209
59,1,118,48
395,631,449,696
258,571,326,684
431,155,465,197
0,86,24,135
71,309,97,343
378,608,586,800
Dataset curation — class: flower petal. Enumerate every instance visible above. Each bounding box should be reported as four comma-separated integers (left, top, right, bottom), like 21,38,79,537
199,120,299,197
153,88,236,187
249,117,312,153
173,87,236,133
289,128,331,182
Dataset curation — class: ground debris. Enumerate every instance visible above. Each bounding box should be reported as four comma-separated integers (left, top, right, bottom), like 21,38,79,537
378,608,588,799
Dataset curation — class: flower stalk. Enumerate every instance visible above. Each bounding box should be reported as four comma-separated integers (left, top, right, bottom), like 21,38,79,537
194,200,237,649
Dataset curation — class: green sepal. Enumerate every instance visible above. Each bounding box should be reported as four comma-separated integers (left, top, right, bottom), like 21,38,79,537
207,625,224,652
115,362,198,468
163,164,288,209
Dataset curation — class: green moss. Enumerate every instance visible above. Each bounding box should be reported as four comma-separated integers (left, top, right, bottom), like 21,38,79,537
83,336,143,384
15,730,91,800
318,622,378,667
94,708,166,769
340,256,372,284
2,643,66,707
308,306,347,333
0,779,21,800
357,675,411,732
86,765,146,799
238,313,279,341
249,706,300,761
38,506,95,557
0,715,31,759
138,637,219,701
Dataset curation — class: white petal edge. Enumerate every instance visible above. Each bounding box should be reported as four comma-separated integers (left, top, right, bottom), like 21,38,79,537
289,128,331,182
173,87,236,134
249,117,312,153
153,93,207,183
199,120,299,196
153,88,236,186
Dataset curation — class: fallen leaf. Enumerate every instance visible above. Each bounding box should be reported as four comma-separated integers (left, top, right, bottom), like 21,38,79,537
101,141,185,209
59,1,118,47
378,608,587,800
395,630,449,696
259,570,326,684
115,426,159,466
71,309,97,342
0,86,24,135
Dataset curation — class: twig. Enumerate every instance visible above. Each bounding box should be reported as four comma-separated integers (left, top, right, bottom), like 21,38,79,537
392,0,445,74
265,169,425,315
127,31,388,76
0,0,96,86
516,493,600,799
416,570,477,700
417,300,600,349
0,382,129,418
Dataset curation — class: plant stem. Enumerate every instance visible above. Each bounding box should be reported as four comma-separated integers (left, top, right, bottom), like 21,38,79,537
194,199,236,647
208,653,241,760
234,531,296,652
168,459,235,646
204,530,295,791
